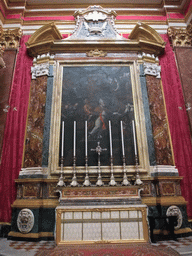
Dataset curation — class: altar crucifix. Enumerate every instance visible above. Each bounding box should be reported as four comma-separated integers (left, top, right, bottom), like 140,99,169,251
91,142,107,186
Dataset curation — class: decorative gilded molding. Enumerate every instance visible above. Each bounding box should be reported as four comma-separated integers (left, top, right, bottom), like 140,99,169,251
168,21,192,46
0,26,22,49
86,49,107,57
31,62,49,79
143,62,161,78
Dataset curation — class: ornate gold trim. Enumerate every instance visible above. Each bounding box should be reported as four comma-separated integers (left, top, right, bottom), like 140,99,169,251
49,60,150,177
0,25,22,49
142,196,187,206
8,231,54,238
56,206,149,245
153,227,192,235
11,199,59,208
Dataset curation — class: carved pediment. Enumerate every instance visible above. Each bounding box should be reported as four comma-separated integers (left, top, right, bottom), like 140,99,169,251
26,6,165,57
26,23,62,56
129,22,165,54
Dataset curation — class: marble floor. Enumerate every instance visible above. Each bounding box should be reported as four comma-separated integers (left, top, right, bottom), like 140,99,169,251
0,236,192,256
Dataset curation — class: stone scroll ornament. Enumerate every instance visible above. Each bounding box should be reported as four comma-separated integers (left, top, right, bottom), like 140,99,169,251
166,205,182,230
17,208,34,233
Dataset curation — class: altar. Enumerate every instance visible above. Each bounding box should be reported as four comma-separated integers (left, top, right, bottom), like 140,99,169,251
56,186,149,244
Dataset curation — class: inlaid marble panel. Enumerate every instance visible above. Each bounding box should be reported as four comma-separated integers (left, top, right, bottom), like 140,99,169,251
23,76,48,167
145,75,173,165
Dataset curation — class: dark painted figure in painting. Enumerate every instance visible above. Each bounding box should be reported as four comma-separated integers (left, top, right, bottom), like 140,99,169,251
60,66,137,167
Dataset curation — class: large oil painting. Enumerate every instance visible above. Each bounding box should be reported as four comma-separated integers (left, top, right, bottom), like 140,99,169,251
60,65,137,167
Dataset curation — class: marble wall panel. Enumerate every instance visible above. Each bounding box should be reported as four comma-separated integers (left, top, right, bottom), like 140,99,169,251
23,76,48,167
0,49,17,163
145,75,173,165
175,47,192,137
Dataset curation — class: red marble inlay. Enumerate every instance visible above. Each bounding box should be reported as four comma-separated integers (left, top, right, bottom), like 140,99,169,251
62,187,138,198
146,75,173,165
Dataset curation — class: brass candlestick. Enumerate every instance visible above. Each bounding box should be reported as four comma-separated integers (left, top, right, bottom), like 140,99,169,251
57,157,66,187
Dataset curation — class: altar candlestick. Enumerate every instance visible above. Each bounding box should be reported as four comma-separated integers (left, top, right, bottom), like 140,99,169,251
120,121,125,156
73,121,76,157
61,121,64,157
85,121,87,157
132,120,137,156
109,120,113,157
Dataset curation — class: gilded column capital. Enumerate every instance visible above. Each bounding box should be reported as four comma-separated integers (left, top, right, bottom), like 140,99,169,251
168,21,192,47
0,26,22,49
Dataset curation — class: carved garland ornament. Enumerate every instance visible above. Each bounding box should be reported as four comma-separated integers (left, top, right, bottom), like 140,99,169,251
17,208,34,233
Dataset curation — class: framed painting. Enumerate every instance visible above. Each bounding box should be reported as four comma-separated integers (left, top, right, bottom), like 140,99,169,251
60,65,136,167
49,60,149,176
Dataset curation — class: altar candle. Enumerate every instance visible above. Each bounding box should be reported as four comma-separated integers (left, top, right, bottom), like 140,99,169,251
85,121,87,157
120,121,125,156
132,120,137,156
73,121,76,157
61,121,64,157
109,120,113,157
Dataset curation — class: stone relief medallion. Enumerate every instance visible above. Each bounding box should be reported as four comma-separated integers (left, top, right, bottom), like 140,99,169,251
17,208,34,233
166,205,182,230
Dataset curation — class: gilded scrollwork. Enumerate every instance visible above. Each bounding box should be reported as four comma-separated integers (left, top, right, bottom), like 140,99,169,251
86,49,107,57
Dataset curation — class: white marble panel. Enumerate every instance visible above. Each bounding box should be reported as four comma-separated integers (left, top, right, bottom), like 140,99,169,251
102,211,110,219
121,222,139,239
83,222,101,241
102,222,120,240
120,211,128,219
83,211,91,219
139,221,144,239
92,212,101,219
129,211,137,219
64,223,82,241
74,211,82,219
111,211,119,219
65,212,73,220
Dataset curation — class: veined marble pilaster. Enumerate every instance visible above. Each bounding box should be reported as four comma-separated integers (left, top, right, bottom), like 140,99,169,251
23,76,48,168
145,75,173,165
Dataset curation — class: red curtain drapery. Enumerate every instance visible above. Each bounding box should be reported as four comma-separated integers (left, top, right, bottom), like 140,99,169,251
0,35,32,224
160,35,192,218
